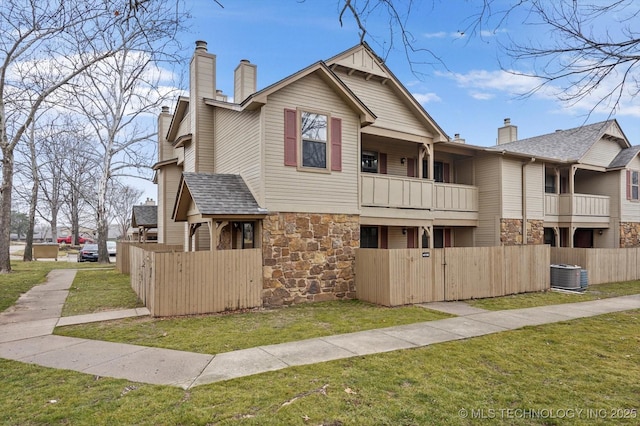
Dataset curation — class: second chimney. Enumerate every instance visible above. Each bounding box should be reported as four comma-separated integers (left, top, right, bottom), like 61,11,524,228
497,118,518,145
234,59,257,104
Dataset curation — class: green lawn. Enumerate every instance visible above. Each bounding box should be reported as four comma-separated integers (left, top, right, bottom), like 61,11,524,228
55,300,452,354
468,281,640,310
3,310,639,425
0,261,113,312
61,269,143,316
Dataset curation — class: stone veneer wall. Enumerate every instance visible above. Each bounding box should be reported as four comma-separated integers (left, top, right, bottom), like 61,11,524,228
501,219,545,245
262,213,359,306
620,222,640,247
526,220,544,245
500,219,523,245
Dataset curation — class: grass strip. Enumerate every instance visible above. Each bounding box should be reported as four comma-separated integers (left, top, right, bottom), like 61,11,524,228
55,300,452,354
0,261,112,312
61,269,143,317
4,310,639,425
469,280,640,310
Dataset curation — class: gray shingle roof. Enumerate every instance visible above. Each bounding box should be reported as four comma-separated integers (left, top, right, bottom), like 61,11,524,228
182,173,266,215
132,205,157,227
488,120,616,162
609,145,640,169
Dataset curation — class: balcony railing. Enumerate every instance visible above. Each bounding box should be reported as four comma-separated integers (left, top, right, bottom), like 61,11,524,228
545,193,610,217
360,174,478,212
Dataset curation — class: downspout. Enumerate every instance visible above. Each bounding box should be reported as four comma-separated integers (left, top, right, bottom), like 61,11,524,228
522,158,536,245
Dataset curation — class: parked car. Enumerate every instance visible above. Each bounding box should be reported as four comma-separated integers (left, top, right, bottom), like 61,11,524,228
77,244,99,262
58,235,93,245
107,241,117,257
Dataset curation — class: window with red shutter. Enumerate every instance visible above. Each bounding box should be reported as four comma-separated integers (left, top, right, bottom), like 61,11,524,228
331,117,341,171
379,153,387,174
284,109,297,166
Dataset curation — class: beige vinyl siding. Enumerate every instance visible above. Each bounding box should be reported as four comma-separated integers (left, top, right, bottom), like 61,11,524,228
387,227,407,249
263,72,360,213
157,165,184,245
214,108,262,204
337,71,430,137
575,170,619,218
525,163,544,220
475,155,502,246
196,106,215,173
582,138,623,167
456,158,474,185
189,52,216,173
453,227,474,247
177,112,191,138
501,159,523,219
362,138,418,177
184,140,196,172
621,157,640,221
176,146,185,165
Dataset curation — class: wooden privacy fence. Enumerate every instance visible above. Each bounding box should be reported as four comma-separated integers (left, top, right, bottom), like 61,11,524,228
116,242,183,274
129,246,262,317
356,245,550,306
551,247,640,285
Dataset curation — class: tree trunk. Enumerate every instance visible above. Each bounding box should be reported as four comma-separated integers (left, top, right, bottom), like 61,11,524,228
23,178,38,262
0,147,14,273
96,167,110,263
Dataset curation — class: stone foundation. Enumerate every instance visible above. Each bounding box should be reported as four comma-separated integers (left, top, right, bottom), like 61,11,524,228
261,213,359,307
500,219,523,245
526,219,544,245
620,222,640,247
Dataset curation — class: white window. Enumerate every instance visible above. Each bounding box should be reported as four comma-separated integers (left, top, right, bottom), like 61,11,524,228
301,111,328,169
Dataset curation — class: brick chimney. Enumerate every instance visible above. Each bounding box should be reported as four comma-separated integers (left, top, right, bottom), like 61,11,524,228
497,118,518,145
234,59,257,104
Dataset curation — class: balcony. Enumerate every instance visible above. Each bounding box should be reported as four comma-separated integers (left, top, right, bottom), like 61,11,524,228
360,174,478,212
545,193,610,222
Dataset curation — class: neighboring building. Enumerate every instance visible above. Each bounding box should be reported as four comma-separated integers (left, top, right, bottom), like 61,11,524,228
485,118,640,248
154,41,640,306
130,201,158,242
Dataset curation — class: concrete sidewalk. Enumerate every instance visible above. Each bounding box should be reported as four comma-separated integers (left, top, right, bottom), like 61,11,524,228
0,271,639,389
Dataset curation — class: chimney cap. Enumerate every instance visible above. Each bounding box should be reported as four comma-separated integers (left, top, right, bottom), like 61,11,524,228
161,106,170,113
504,118,511,125
195,40,208,51
454,133,460,139
240,59,250,63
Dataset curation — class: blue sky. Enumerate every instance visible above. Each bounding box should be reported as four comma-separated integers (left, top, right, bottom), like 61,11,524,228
176,0,639,145
136,1,639,202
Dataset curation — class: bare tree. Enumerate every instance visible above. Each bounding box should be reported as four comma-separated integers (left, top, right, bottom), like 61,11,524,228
337,0,640,114
63,2,184,263
109,184,143,240
0,0,180,273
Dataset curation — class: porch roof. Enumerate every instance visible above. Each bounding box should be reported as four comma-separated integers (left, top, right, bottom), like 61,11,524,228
131,205,157,227
608,145,640,169
173,173,267,221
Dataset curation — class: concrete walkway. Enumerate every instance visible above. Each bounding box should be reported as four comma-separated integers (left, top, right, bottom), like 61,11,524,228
0,270,639,389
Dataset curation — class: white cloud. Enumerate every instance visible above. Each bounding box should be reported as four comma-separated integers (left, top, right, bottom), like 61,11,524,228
423,31,466,39
470,91,495,100
423,31,448,39
412,92,441,104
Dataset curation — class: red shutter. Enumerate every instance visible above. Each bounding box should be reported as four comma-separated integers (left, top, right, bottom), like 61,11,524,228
627,170,631,200
379,153,387,174
443,163,450,183
330,117,342,171
407,158,415,178
407,228,415,248
284,109,297,166
380,226,388,249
